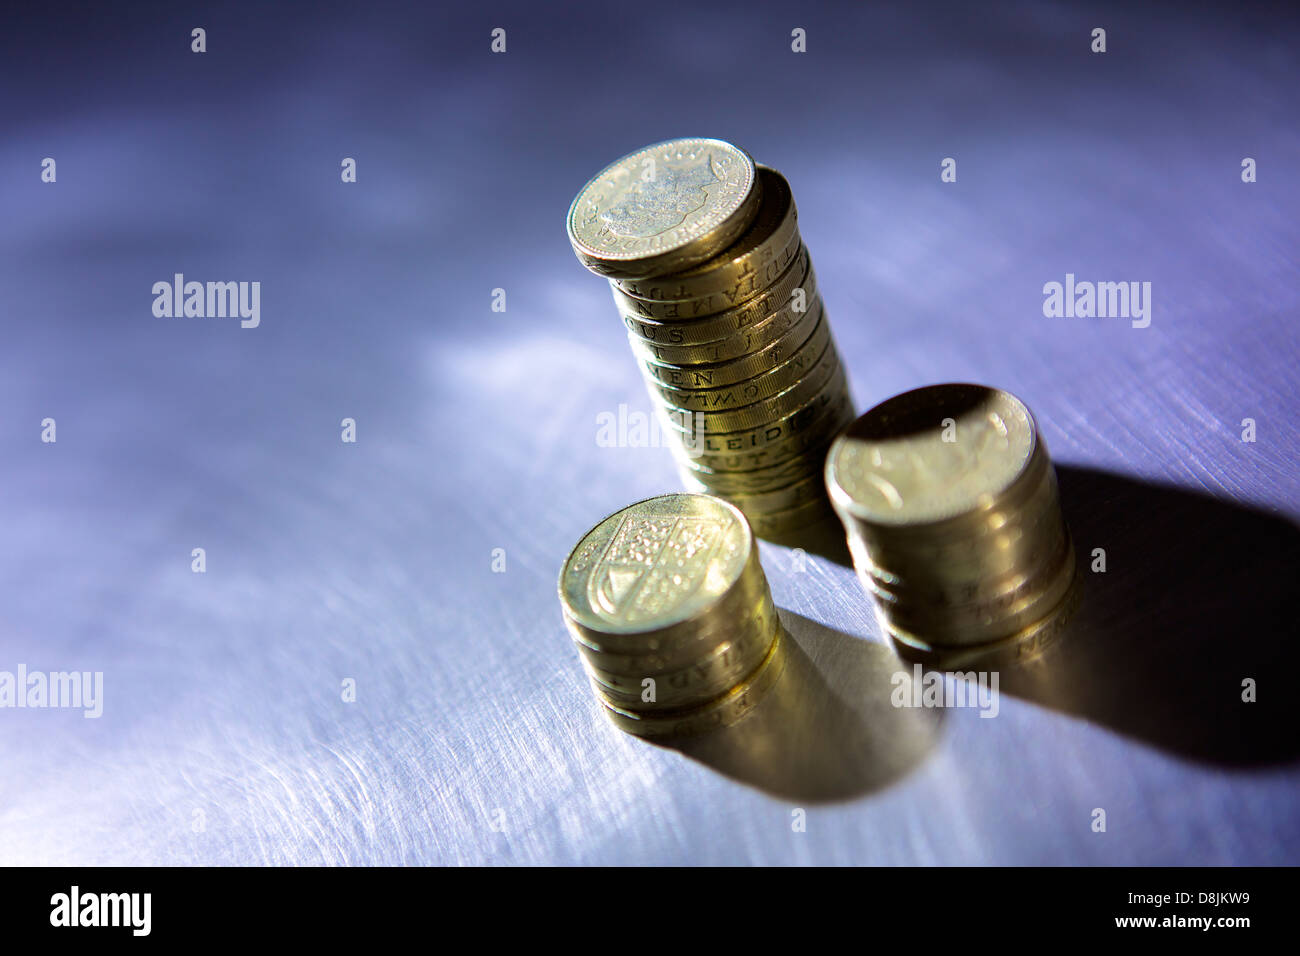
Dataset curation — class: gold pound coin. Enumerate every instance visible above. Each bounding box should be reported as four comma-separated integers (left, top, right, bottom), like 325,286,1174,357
848,465,1064,584
660,353,845,435
630,288,823,369
865,537,1077,647
827,384,1080,659
562,533,768,659
640,300,830,411
560,493,755,635
567,138,762,280
582,606,780,711
665,375,852,456
674,388,856,473
613,166,800,302
615,246,813,339
567,574,774,669
594,627,788,738
886,565,1083,670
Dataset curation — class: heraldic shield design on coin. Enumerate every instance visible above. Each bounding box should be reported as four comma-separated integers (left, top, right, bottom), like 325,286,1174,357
587,512,727,626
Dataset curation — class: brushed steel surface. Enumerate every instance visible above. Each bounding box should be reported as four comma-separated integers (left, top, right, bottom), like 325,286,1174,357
1,0,1297,864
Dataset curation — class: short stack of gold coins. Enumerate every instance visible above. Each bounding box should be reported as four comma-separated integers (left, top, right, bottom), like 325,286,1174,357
558,493,787,737
566,138,855,539
825,384,1082,668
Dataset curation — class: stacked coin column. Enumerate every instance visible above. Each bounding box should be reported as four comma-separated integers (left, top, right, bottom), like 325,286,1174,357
825,384,1082,668
568,140,855,539
559,494,787,738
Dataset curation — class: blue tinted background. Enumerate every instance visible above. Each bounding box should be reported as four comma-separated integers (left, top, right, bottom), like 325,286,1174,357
1,0,1297,864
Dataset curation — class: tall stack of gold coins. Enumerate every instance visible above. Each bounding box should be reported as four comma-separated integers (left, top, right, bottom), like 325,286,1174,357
825,384,1082,668
566,138,855,538
559,493,787,738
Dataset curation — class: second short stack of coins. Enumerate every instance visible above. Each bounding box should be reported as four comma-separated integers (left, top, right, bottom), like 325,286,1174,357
558,493,786,737
825,384,1081,668
566,139,855,539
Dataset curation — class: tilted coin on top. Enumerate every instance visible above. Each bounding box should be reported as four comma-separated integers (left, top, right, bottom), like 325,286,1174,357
566,138,762,280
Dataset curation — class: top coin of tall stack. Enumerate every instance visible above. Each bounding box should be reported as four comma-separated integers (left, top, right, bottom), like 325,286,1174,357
566,138,855,539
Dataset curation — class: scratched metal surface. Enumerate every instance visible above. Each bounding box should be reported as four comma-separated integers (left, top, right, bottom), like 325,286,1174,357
2,1,1298,865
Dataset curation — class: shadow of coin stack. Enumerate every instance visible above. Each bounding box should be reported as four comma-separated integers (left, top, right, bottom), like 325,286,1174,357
559,493,787,738
567,138,855,539
825,384,1082,669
